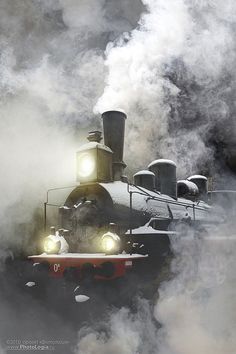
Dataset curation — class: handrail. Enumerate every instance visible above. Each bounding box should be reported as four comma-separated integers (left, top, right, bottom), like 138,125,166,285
44,185,77,232
126,182,209,235
127,182,207,210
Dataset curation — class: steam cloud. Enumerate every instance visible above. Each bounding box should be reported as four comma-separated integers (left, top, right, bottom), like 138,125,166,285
154,230,236,354
0,1,143,352
0,1,236,354
1,0,236,251
76,1,236,353
96,0,236,180
76,222,236,354
0,0,143,253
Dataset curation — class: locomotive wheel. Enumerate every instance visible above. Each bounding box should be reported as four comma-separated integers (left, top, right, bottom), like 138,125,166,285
97,261,115,278
63,266,78,282
81,263,95,279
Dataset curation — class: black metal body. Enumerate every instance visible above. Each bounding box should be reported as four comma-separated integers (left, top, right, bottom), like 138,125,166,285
58,180,211,254
102,111,127,180
40,110,213,284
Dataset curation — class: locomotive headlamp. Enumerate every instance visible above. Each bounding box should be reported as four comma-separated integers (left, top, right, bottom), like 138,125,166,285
76,134,113,183
77,153,95,178
43,233,69,255
102,237,115,252
101,231,121,254
44,238,60,254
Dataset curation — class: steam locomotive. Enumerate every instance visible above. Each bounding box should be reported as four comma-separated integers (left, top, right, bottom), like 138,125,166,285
28,110,214,289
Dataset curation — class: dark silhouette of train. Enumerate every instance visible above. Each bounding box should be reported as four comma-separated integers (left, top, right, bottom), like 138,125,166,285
29,110,216,284
61,111,212,248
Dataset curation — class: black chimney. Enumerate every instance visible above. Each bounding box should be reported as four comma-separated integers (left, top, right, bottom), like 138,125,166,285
102,110,127,181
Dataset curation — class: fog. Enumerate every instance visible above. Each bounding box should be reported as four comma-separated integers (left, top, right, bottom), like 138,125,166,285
0,1,235,354
96,0,236,178
77,222,236,354
0,0,143,252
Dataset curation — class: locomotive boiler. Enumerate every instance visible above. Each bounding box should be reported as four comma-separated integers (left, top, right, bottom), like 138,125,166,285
29,110,213,285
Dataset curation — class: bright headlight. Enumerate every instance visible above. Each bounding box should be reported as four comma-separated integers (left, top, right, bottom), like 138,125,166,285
101,231,121,254
43,233,69,254
78,153,95,178
44,238,60,254
102,237,116,252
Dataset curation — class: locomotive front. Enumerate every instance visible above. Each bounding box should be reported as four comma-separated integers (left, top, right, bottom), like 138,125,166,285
28,108,215,291
41,109,212,257
45,110,130,255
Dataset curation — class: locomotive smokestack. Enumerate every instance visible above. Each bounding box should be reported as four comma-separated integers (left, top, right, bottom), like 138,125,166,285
102,110,127,181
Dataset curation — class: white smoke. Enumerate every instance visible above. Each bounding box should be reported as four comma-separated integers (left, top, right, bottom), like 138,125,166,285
0,1,144,350
154,224,236,354
1,0,235,251
1,0,236,351
76,221,236,354
77,299,158,354
77,0,236,343
0,0,142,252
95,0,236,177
